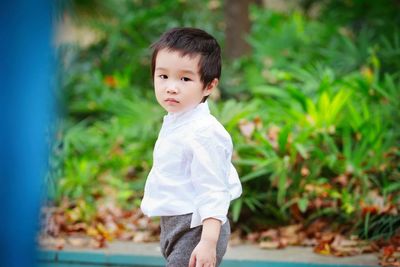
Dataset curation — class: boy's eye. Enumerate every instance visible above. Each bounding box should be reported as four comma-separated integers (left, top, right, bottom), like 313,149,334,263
159,75,168,79
181,77,192,82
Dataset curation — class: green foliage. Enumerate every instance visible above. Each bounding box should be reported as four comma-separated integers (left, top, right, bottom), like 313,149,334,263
52,0,223,204
357,214,400,241
51,99,163,206
225,5,400,239
61,0,224,98
51,0,400,241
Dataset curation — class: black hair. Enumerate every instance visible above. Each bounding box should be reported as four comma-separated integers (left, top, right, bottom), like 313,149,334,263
151,27,221,90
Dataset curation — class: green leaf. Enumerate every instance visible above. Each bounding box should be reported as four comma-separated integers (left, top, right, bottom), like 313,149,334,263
231,199,243,222
240,167,271,183
298,198,309,213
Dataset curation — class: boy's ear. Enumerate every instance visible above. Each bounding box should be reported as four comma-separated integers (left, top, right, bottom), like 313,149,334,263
204,78,219,96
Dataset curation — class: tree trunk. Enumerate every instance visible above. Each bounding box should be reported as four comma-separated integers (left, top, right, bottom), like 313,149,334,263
224,0,254,59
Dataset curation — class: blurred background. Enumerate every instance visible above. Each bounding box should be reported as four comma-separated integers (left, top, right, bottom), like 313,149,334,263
41,0,399,263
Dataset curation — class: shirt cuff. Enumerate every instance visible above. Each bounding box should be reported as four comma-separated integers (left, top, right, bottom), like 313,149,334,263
202,215,227,225
190,211,227,228
190,191,230,228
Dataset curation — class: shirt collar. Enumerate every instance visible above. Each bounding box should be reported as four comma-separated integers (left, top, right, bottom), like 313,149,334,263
163,101,210,128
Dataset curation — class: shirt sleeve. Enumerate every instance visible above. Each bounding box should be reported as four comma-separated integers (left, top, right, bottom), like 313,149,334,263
188,128,232,226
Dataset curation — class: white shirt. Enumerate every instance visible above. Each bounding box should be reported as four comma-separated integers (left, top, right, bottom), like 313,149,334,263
140,101,242,228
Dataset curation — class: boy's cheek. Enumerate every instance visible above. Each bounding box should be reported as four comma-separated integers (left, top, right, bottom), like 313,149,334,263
154,85,163,94
154,82,164,92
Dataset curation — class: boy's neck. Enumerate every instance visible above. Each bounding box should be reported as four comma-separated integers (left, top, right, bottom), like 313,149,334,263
167,101,207,116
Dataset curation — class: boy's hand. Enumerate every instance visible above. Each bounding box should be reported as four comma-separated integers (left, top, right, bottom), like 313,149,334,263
188,239,217,267
189,217,221,267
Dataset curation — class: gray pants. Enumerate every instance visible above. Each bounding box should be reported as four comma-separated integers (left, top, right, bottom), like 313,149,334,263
160,213,230,267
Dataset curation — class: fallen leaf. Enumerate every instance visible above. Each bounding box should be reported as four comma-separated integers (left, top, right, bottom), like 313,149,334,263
104,75,117,88
260,240,281,249
302,238,318,246
301,167,310,177
383,246,396,258
246,232,260,243
239,119,255,138
133,231,151,243
68,237,89,247
254,116,263,129
314,242,332,255
87,226,99,237
54,238,66,250
229,229,243,246
118,231,135,241
89,237,107,249
260,229,279,241
280,224,302,237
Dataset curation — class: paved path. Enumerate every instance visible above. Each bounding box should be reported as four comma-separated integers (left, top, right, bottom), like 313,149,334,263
39,241,379,267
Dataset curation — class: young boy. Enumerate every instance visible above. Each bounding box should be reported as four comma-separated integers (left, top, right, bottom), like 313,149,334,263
141,27,242,267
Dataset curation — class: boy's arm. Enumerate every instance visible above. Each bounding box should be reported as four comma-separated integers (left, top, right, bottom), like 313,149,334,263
201,217,221,244
189,218,221,267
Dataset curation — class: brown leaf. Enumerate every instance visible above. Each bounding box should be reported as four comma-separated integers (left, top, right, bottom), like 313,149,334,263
332,246,360,257
239,119,255,138
380,262,400,267
55,238,66,250
118,231,135,241
314,242,332,255
260,229,279,241
66,222,87,232
333,174,349,187
96,223,113,241
280,224,302,237
280,225,303,246
306,219,329,238
104,75,117,88
320,232,335,243
89,237,107,249
45,213,62,236
383,246,396,258
361,205,379,216
330,235,361,257
290,203,305,222
254,116,263,129
302,238,318,246
312,197,324,210
133,231,151,243
246,232,260,243
332,236,358,248
301,167,310,177
229,229,243,246
86,226,99,237
68,237,89,247
282,235,301,246
259,240,281,249
266,125,280,149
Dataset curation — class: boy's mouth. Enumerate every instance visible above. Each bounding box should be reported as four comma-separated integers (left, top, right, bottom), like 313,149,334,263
165,98,179,103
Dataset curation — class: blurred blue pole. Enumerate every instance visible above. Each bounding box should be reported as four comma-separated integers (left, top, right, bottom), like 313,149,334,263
0,1,52,267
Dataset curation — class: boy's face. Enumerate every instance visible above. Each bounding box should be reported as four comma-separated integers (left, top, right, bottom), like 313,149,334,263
153,49,216,113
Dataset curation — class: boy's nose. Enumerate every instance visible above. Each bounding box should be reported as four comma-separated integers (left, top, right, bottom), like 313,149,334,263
166,82,178,94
